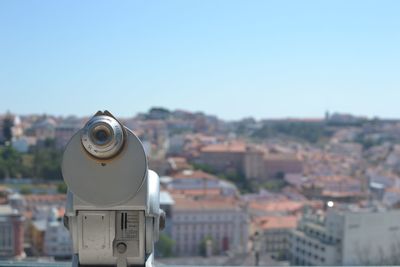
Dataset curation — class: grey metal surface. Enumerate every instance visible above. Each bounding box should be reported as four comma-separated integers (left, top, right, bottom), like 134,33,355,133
62,112,162,267
81,114,125,159
62,128,147,206
0,262,71,267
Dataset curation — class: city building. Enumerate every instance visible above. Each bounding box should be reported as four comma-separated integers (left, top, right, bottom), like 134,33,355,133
160,191,174,237
170,195,249,257
30,219,46,256
31,117,56,141
166,157,192,174
244,146,303,180
263,153,303,178
0,205,25,259
254,215,298,260
11,136,37,153
289,205,400,266
43,208,72,259
136,120,169,155
55,117,82,149
248,199,310,217
167,170,238,196
198,141,247,174
23,194,67,212
301,175,366,202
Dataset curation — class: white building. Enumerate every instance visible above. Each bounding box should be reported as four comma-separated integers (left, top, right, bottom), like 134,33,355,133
11,136,37,153
32,117,56,141
254,215,298,260
168,170,238,196
171,195,248,257
43,208,72,259
289,205,400,266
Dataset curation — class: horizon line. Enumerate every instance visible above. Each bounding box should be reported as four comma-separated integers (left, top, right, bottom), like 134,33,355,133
1,109,399,122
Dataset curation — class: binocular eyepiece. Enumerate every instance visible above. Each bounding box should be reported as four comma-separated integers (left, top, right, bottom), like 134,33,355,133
81,112,125,159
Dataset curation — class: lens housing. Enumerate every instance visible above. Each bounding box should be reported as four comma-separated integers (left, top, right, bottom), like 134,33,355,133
81,115,125,159
90,124,113,146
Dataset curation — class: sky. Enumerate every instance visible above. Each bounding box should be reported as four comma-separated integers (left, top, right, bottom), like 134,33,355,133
0,1,399,120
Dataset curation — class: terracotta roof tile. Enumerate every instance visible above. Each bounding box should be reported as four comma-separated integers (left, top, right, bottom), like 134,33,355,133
256,215,298,230
173,195,240,211
170,188,221,196
249,200,303,213
23,194,66,202
201,142,247,153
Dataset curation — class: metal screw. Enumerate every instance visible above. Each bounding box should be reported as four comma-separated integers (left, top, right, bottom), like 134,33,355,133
116,242,127,254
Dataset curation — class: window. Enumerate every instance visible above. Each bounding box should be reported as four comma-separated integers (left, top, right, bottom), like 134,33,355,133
349,224,360,229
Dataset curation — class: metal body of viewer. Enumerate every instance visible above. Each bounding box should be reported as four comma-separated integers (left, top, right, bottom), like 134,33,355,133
61,111,164,267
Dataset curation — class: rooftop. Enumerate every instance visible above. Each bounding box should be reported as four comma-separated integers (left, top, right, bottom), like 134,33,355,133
256,215,298,230
160,191,175,205
249,200,304,214
169,188,222,197
0,205,14,216
172,170,218,180
201,142,247,153
23,194,66,203
172,195,241,211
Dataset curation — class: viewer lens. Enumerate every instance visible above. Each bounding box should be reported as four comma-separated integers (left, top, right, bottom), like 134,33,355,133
95,129,108,143
90,124,112,146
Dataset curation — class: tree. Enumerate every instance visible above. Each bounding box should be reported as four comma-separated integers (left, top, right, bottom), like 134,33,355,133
0,146,24,178
251,121,332,143
32,146,63,180
20,185,33,195
199,236,213,256
192,163,253,192
57,182,68,194
2,115,14,143
156,233,175,257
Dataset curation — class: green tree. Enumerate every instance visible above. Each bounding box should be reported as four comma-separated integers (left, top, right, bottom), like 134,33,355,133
192,163,216,174
20,185,32,195
57,182,68,194
0,146,24,178
2,115,14,143
251,121,332,143
156,233,175,257
199,236,213,256
32,146,63,180
192,163,253,193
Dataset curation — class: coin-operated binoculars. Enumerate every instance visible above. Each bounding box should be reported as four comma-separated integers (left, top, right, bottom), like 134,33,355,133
62,111,164,267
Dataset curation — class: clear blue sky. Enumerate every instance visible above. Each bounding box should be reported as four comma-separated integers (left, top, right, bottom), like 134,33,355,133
0,1,399,120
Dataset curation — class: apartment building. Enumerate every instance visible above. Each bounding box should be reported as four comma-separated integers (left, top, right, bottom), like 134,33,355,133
168,170,238,196
248,199,307,217
289,205,400,266
198,142,247,174
43,208,72,259
171,195,249,256
55,117,82,149
255,215,298,260
0,205,25,259
244,146,303,180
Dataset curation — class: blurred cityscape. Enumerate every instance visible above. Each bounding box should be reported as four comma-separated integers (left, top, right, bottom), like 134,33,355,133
2,108,400,265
